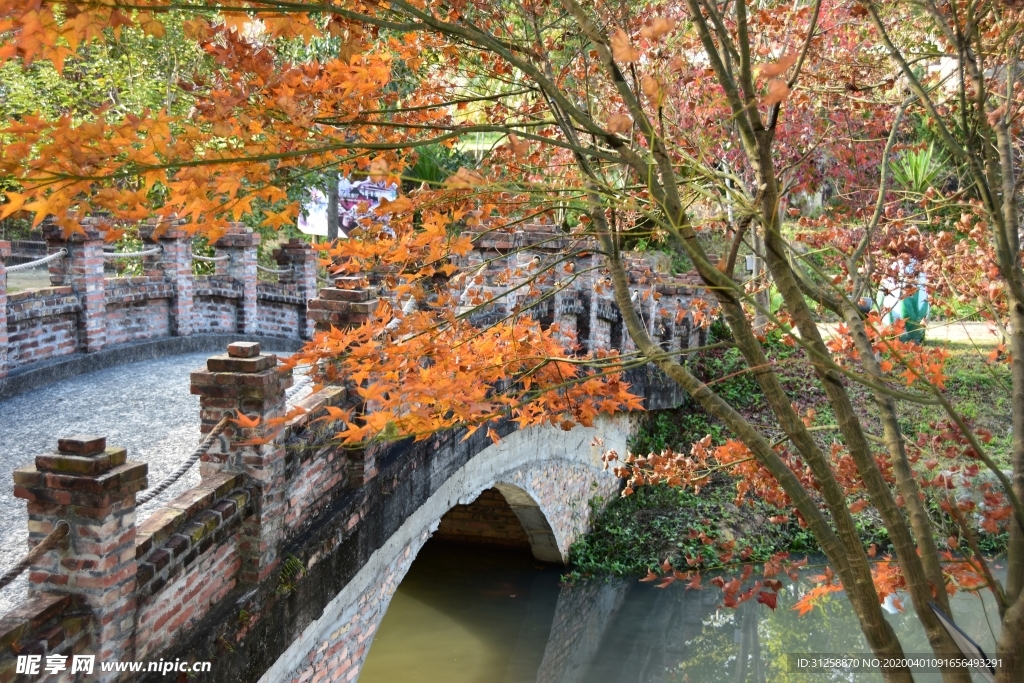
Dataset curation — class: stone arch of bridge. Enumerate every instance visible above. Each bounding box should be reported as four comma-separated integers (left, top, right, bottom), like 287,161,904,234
260,415,632,683
492,482,562,563
435,482,564,564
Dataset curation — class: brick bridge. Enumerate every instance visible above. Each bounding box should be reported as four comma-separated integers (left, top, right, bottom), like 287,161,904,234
0,222,702,682
0,219,316,399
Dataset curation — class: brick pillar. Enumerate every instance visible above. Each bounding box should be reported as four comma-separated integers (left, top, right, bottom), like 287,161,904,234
273,238,318,340
42,219,107,353
306,275,379,334
0,240,9,379
139,218,194,336
190,341,292,583
306,277,380,485
12,436,148,672
213,224,259,335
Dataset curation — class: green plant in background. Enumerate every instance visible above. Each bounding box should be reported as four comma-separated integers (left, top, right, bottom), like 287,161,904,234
889,142,946,196
106,226,146,277
403,144,475,191
191,236,217,276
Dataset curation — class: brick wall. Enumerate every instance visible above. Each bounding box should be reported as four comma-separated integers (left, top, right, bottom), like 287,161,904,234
134,472,254,659
255,285,305,339
104,277,174,346
0,225,318,380
192,276,241,334
5,288,81,366
433,488,531,549
0,594,94,683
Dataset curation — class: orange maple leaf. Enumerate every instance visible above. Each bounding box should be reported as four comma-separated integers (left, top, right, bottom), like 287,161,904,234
232,413,261,429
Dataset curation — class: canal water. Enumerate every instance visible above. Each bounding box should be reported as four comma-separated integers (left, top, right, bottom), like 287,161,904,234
360,539,1003,683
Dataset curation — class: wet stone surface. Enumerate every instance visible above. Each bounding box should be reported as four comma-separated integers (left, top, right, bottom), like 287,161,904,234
0,352,211,615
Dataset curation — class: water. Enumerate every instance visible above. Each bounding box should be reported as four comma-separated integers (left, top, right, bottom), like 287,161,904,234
360,540,1004,683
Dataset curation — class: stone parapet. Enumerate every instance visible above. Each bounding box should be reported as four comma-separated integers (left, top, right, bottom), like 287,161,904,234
12,436,148,675
190,341,292,584
140,217,195,336
0,594,93,683
43,219,107,353
213,225,259,335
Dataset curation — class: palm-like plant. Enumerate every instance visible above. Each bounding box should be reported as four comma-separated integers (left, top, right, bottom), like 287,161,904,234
889,142,946,196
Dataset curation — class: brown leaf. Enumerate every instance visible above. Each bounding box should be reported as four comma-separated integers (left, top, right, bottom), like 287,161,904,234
445,167,486,188
987,105,1006,127
369,157,389,183
507,134,530,159
610,30,640,63
606,113,633,134
641,75,665,106
759,51,798,78
639,16,677,41
756,590,778,610
762,79,791,106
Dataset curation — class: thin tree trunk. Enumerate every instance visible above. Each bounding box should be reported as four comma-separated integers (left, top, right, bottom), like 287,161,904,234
839,305,950,609
994,591,1024,683
327,177,339,243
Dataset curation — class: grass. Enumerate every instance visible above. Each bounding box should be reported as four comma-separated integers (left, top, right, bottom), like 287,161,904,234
567,477,819,581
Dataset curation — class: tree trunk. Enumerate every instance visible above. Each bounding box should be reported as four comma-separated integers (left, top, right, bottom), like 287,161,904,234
327,176,339,243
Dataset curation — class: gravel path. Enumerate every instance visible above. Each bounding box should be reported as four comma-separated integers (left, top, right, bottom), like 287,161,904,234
0,353,212,614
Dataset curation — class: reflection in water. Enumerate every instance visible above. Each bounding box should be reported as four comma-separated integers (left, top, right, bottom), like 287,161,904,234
359,541,563,683
360,540,1003,683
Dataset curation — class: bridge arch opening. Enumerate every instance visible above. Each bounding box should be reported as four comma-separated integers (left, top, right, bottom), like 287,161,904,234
433,485,564,564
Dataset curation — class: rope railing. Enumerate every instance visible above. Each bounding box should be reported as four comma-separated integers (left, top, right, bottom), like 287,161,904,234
103,246,161,259
5,249,67,273
137,414,233,506
257,263,291,275
0,520,70,591
192,252,230,262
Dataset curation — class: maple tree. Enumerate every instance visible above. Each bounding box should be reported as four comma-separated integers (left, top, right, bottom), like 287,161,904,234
2,0,1024,681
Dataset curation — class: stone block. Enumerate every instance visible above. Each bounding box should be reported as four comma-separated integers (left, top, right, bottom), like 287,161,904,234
206,354,277,373
57,435,106,456
36,447,126,475
320,288,372,303
227,341,261,358
138,507,187,547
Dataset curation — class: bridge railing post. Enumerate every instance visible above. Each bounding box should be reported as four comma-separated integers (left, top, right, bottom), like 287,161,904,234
190,341,293,583
0,240,9,379
42,218,108,354
139,217,195,337
12,436,148,673
272,238,318,340
212,224,259,335
306,276,381,485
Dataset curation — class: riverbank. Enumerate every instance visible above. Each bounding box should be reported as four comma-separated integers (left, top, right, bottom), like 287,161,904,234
568,328,1012,580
